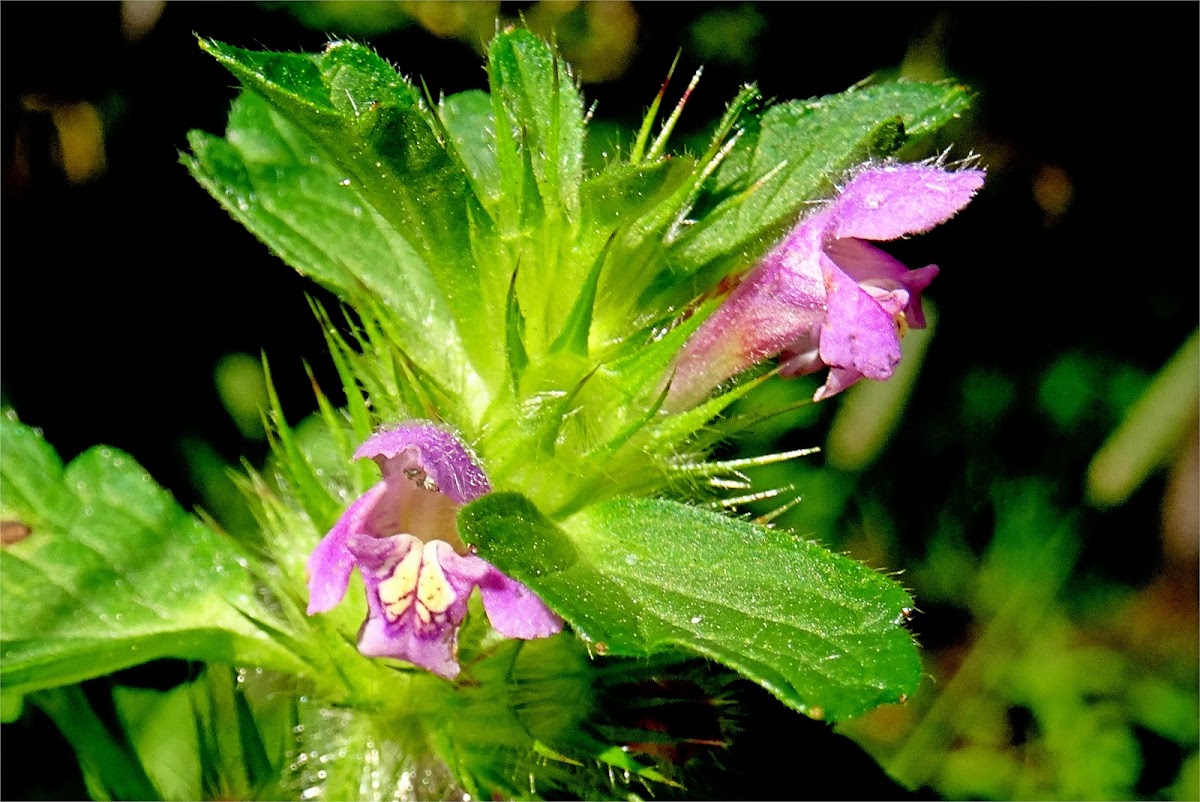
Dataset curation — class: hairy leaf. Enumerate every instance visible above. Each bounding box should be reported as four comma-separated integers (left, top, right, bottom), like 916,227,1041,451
459,492,921,721
197,38,502,385
0,415,307,695
185,91,469,394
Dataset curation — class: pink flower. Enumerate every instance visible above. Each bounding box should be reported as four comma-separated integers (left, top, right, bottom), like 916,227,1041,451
667,162,984,406
306,423,562,679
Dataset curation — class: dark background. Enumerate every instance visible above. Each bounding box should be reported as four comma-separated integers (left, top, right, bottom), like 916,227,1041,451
3,3,1197,799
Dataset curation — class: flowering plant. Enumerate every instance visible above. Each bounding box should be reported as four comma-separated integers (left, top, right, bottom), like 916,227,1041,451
1,28,981,799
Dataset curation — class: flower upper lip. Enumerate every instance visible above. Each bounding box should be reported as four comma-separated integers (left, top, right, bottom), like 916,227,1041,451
353,423,491,506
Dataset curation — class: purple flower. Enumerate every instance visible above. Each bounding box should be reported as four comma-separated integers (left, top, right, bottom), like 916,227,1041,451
306,423,562,679
667,162,984,406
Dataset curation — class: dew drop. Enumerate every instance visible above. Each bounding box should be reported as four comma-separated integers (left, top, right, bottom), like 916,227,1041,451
339,178,352,186
690,615,703,624
624,553,638,566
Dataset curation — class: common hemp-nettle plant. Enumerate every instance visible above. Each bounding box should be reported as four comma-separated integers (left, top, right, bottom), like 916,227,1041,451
0,28,982,800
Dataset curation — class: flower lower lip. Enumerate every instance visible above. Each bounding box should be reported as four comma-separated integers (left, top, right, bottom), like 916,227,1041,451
307,422,562,678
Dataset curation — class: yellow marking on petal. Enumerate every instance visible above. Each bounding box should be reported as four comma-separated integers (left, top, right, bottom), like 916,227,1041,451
415,603,431,624
377,545,421,622
384,595,413,621
894,313,909,339
416,541,458,614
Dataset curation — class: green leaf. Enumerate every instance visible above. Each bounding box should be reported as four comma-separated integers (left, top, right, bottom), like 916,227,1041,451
578,157,695,343
504,267,530,384
196,38,500,385
185,91,470,397
113,682,203,801
439,89,502,210
480,29,589,357
0,414,308,696
459,493,921,722
1087,328,1200,506
548,233,611,356
659,81,973,306
487,28,585,220
112,666,296,801
0,691,23,723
